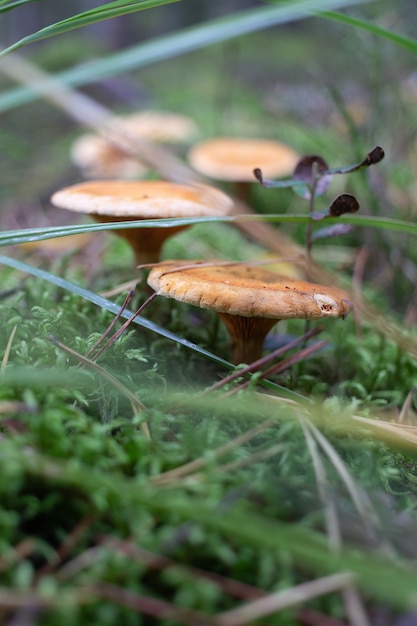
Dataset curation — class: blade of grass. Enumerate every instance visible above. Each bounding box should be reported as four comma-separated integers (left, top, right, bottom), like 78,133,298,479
318,10,417,55
302,418,394,556
0,1,180,57
1,324,17,372
300,419,342,551
0,0,372,111
2,213,417,249
0,0,37,11
215,572,355,626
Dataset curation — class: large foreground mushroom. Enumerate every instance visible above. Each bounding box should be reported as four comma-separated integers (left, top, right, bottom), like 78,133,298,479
50,180,233,265
147,260,352,364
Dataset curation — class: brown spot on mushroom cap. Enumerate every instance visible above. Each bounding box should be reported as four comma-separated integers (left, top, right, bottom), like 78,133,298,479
188,138,299,182
147,260,353,320
50,182,233,265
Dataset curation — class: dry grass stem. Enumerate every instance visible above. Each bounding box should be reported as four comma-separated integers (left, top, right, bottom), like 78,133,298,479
152,418,276,485
55,547,105,582
36,513,96,579
398,387,416,424
215,572,355,626
89,582,215,625
0,589,90,609
204,325,323,393
341,586,371,626
1,324,17,372
0,540,36,574
88,292,157,363
99,536,266,601
47,335,149,437
247,339,328,386
302,419,393,555
83,289,135,361
300,420,342,551
99,279,141,298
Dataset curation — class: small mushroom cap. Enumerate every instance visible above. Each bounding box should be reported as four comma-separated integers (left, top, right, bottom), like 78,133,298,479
50,180,233,219
113,110,199,143
147,260,352,320
70,134,149,179
71,111,198,179
188,138,299,182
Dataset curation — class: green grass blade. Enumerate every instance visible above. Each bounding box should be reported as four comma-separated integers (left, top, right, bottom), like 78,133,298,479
0,0,180,57
1,213,416,248
0,0,37,12
0,365,92,389
0,0,371,112
0,217,234,246
318,10,417,54
257,213,417,236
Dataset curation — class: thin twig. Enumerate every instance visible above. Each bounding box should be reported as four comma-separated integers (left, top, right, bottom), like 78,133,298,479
203,326,323,394
36,512,96,579
98,536,265,601
215,572,355,626
89,582,216,626
84,289,134,361
352,246,369,340
398,387,416,424
341,585,371,626
152,418,276,485
231,339,328,395
90,292,158,363
0,540,36,574
300,420,342,552
302,418,394,557
48,335,150,438
255,339,328,382
1,324,17,372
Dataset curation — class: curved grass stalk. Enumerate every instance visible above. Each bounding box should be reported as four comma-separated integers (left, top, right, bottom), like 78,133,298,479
0,1,179,56
0,0,371,111
302,417,394,556
2,213,417,249
300,419,342,551
319,10,417,55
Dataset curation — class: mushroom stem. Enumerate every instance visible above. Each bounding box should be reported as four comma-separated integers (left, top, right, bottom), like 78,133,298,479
233,181,251,204
92,215,187,265
218,313,279,365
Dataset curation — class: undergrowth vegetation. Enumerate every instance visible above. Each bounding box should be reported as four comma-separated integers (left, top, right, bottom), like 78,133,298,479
1,1,417,625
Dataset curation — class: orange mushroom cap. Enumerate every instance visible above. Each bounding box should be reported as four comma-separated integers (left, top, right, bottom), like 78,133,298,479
50,181,233,264
147,260,352,364
188,137,299,182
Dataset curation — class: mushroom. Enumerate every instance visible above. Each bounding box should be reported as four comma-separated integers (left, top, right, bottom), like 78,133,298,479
50,180,233,265
147,260,352,365
188,137,299,201
71,110,199,179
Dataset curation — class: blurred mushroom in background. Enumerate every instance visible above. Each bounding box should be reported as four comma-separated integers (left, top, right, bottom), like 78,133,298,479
71,110,199,179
